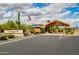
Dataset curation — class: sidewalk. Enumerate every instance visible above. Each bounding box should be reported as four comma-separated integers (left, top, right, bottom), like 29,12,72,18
0,34,37,45
40,33,79,36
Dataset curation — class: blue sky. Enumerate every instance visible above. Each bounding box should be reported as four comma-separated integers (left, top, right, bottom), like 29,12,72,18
0,3,79,27
1,3,79,18
32,3,79,13
32,3,79,20
66,7,79,13
32,3,50,8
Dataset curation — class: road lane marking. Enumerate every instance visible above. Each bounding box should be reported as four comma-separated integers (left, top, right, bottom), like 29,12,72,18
59,35,63,40
59,35,68,40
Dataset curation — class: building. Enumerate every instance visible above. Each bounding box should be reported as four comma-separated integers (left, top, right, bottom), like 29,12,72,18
45,20,70,33
32,20,70,33
32,24,43,33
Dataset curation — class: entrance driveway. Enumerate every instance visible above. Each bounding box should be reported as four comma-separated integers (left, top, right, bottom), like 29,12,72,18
0,35,79,55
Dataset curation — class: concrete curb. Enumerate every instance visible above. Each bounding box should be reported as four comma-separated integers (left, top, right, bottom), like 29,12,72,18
0,34,79,45
40,33,79,36
0,35,38,45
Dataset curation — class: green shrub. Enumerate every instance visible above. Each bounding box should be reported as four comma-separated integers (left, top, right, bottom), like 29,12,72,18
0,36,8,40
65,28,74,34
7,34,15,39
0,20,32,30
69,31,74,34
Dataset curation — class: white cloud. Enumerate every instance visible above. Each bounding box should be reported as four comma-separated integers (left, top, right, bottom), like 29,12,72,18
3,11,12,18
20,3,75,16
57,10,71,17
0,3,78,25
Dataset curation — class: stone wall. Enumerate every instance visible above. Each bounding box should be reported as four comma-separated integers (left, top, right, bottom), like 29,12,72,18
4,30,24,36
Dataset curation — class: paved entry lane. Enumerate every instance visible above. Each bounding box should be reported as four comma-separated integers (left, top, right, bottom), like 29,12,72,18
0,35,79,55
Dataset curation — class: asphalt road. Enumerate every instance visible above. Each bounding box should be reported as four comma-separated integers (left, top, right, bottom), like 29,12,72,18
0,35,79,55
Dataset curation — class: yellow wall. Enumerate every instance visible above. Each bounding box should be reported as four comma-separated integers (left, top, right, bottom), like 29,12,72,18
34,28,40,33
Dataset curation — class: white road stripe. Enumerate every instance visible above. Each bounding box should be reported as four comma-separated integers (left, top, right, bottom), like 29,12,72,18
59,35,63,39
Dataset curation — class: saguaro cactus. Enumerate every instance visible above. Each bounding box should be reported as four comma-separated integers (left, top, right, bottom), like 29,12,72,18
15,11,21,29
17,11,20,25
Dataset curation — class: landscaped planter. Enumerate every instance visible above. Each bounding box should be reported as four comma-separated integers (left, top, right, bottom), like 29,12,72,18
0,35,8,41
7,34,15,39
